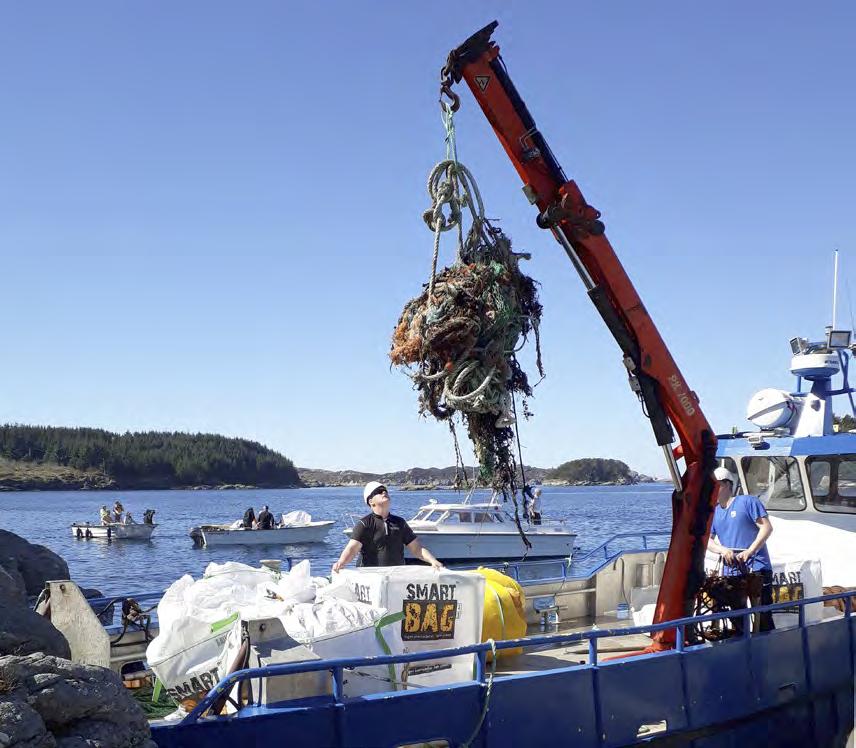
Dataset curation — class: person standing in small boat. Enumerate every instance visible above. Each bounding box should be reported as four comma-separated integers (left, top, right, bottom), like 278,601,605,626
257,505,275,530
241,507,257,529
112,501,124,523
99,506,111,525
707,466,775,633
528,487,543,525
332,482,444,572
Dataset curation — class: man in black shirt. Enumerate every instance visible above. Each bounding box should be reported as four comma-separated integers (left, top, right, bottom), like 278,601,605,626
332,482,444,572
257,505,275,530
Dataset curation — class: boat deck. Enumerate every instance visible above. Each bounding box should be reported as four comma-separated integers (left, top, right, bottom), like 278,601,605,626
496,615,652,676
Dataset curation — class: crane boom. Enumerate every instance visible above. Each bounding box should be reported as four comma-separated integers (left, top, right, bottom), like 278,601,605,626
444,22,718,646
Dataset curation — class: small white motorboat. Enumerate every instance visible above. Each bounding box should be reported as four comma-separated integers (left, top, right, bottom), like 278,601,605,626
190,511,334,547
71,522,156,541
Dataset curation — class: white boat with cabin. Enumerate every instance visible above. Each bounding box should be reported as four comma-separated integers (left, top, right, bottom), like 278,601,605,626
346,493,576,562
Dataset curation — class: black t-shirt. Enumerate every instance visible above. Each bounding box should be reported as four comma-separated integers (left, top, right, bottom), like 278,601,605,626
257,510,274,530
351,512,416,566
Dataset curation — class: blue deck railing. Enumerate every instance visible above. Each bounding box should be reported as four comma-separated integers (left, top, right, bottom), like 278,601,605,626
178,589,854,728
473,529,671,586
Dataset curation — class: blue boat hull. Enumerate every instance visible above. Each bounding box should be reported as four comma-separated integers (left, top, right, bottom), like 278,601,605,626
151,615,854,747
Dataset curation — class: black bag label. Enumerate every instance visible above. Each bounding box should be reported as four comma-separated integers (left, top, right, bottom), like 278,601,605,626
401,600,458,640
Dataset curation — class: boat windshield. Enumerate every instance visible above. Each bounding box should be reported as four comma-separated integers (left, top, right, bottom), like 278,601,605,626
741,456,806,511
415,510,439,522
806,455,856,514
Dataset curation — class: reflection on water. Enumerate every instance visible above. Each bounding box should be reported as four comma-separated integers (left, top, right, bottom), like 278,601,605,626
0,484,672,595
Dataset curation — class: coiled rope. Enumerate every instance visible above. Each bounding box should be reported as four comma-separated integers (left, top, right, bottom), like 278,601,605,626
391,102,544,502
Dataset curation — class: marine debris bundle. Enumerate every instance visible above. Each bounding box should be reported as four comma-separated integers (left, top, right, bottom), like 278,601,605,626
390,156,543,490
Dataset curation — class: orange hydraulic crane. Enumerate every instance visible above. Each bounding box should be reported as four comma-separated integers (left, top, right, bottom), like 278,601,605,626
443,21,718,648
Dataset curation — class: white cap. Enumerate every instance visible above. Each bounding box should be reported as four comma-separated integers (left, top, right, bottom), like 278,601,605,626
713,466,737,486
363,481,387,505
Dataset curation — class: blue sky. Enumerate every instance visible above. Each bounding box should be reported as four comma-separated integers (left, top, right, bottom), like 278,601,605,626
2,3,855,477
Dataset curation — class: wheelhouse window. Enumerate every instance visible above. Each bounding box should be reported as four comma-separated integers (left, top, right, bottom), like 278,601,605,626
806,455,856,513
740,456,806,511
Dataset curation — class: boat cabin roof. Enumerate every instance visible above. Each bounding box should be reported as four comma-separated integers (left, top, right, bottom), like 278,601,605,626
717,431,856,458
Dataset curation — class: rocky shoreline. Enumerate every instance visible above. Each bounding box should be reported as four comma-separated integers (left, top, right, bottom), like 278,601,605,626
0,530,155,746
298,461,658,489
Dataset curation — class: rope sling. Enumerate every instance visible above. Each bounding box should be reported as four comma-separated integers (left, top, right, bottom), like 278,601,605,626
390,102,544,541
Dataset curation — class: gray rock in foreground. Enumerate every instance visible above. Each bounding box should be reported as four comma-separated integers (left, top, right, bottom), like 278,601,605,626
0,530,69,598
0,653,155,748
0,565,27,608
0,605,70,660
0,530,71,659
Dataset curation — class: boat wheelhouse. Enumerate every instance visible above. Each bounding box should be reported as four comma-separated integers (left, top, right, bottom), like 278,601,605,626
715,327,856,586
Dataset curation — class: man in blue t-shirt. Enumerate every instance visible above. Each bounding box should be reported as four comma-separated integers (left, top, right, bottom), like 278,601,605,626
707,466,775,633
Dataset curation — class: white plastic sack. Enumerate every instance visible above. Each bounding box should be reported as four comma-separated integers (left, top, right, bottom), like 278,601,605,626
147,611,238,703
630,585,659,628
281,510,311,527
282,598,383,641
336,567,485,689
146,560,316,700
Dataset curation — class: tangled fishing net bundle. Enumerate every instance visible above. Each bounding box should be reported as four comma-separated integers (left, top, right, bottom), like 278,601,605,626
390,149,544,491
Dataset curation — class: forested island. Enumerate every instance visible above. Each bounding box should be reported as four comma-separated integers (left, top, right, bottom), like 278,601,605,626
299,458,654,488
0,424,655,491
0,425,301,490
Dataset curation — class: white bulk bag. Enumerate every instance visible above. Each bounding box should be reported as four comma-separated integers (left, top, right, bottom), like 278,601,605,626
146,561,315,701
703,550,822,629
768,555,823,628
147,611,238,703
336,567,485,689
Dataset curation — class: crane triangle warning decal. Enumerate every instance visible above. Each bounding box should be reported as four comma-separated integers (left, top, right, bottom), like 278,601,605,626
475,75,490,92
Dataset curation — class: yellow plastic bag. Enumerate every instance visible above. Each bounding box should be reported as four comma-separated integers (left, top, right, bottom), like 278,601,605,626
476,568,527,660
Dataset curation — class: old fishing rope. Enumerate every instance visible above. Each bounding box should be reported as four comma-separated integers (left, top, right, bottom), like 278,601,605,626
390,90,544,546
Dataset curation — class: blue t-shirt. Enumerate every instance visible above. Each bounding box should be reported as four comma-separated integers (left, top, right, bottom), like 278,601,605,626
711,494,772,575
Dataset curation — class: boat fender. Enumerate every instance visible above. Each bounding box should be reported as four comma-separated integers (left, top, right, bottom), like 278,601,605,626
85,528,92,539
106,526,111,540
76,527,83,539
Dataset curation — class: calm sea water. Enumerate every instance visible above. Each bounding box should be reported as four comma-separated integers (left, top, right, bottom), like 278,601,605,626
0,484,672,596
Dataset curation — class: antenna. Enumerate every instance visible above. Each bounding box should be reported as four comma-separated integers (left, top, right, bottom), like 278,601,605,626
832,249,839,329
